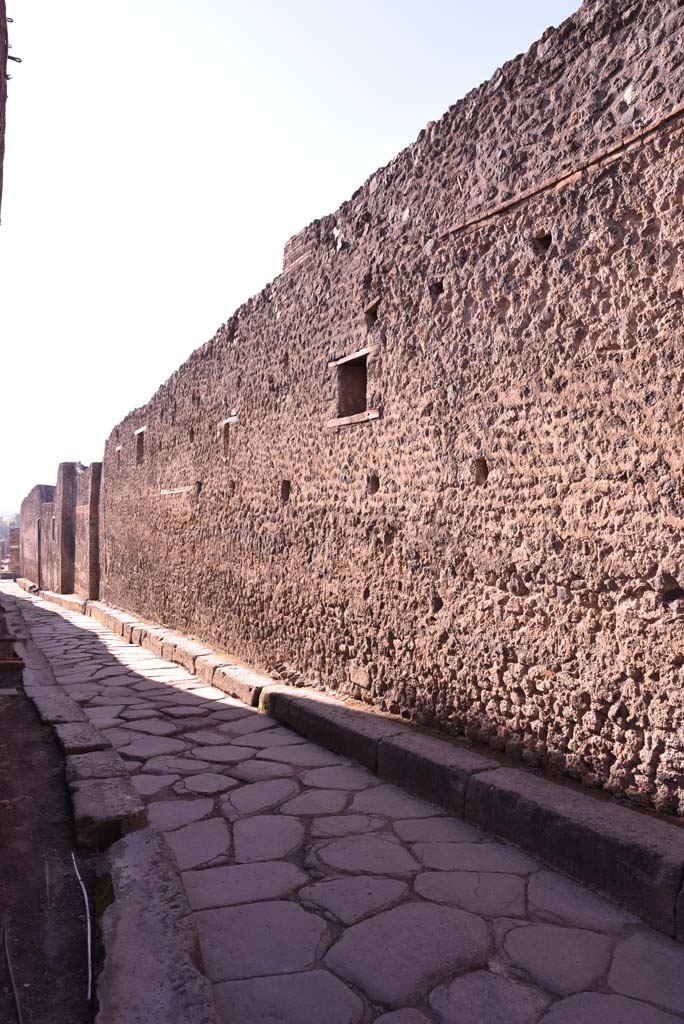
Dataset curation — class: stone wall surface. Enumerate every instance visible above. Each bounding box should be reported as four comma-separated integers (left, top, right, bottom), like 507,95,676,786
20,463,101,597
21,0,684,814
54,462,77,593
8,525,20,574
20,484,54,588
74,462,102,599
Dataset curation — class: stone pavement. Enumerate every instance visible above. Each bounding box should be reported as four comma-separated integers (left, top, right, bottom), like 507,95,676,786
3,584,684,1024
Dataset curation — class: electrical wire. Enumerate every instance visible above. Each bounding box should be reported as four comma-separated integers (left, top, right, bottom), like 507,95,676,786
71,853,93,1003
2,916,24,1024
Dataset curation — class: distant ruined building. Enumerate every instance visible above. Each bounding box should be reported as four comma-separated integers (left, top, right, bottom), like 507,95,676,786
19,0,684,815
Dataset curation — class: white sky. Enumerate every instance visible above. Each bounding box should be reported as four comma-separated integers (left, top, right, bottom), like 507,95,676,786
0,0,578,514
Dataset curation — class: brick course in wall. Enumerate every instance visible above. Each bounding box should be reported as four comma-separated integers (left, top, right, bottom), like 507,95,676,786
20,0,684,814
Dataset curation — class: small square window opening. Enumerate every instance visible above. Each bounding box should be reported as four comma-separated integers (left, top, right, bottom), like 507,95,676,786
337,354,368,418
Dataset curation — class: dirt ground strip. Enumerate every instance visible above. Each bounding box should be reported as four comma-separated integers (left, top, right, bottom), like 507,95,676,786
0,608,95,1024
2,581,684,1024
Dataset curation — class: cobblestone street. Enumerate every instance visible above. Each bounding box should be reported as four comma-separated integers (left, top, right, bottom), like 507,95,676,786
4,583,684,1024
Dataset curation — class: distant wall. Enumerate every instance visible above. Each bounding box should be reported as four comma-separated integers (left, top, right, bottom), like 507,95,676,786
8,526,20,574
20,463,101,597
20,484,55,588
74,463,102,599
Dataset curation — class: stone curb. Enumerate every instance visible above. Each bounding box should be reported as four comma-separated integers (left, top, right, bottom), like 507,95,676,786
264,684,684,939
465,767,684,940
38,589,89,615
64,747,148,851
15,577,38,595
377,729,498,817
19,585,684,941
70,777,148,851
31,687,89,724
96,827,220,1024
88,601,272,706
265,686,407,770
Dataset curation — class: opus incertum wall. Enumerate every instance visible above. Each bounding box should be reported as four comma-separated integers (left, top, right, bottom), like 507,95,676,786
20,463,102,599
23,0,684,815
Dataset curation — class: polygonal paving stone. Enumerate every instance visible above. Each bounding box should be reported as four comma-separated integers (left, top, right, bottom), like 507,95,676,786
528,871,637,931
196,901,329,981
131,773,180,796
192,745,257,764
170,718,224,733
103,727,137,747
181,729,234,746
608,932,684,1014
325,903,491,1007
210,707,254,723
218,714,275,735
164,706,209,718
181,686,226,701
62,685,102,702
376,1014,431,1024
281,789,349,815
148,693,203,706
414,842,538,874
301,765,380,790
312,814,385,838
300,875,407,924
318,836,420,875
89,696,138,707
165,817,231,870
504,924,612,996
92,686,137,699
143,755,217,774
120,736,186,759
232,729,308,748
86,711,124,729
429,970,550,1024
350,784,443,819
257,744,348,767
174,773,238,796
183,860,308,910
415,870,526,916
122,718,179,736
540,993,682,1024
234,814,305,863
228,778,299,814
214,970,364,1024
229,759,296,782
147,798,214,831
394,818,483,843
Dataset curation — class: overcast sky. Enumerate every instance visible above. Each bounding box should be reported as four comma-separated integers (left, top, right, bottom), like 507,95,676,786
0,0,578,514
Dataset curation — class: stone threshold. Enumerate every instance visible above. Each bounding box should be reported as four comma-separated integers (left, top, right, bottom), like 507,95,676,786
17,580,684,943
